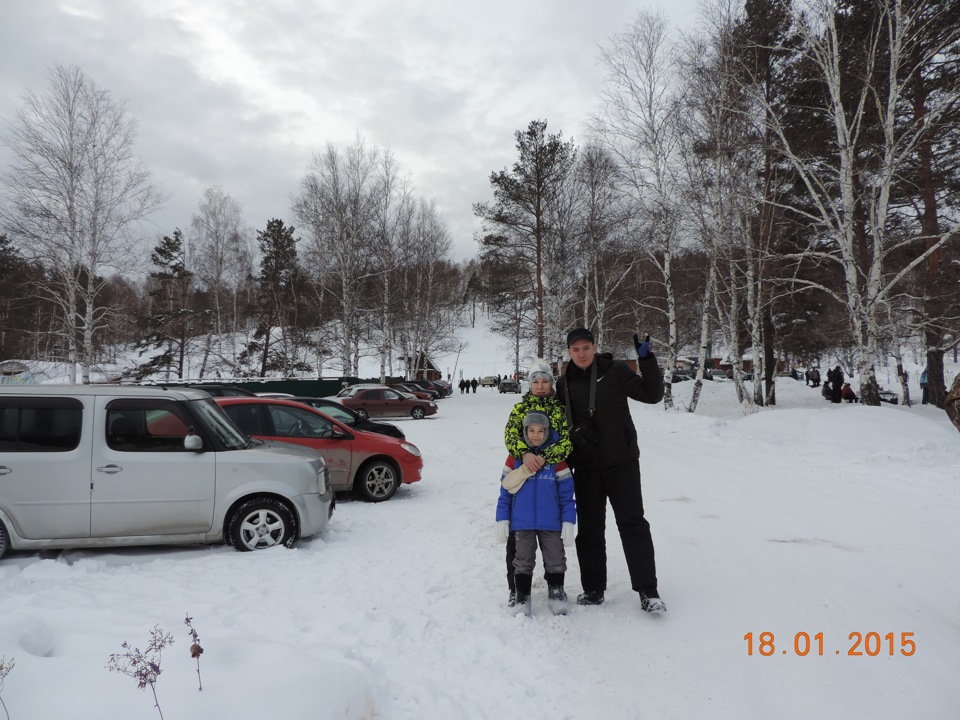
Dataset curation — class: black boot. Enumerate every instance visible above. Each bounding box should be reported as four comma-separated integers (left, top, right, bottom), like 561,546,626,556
545,572,567,615
639,584,666,613
514,573,532,616
576,590,605,606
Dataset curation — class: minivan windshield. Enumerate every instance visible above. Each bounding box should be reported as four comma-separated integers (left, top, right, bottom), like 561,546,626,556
189,398,248,450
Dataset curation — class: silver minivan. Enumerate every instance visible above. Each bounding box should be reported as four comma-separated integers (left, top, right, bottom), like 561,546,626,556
0,385,334,558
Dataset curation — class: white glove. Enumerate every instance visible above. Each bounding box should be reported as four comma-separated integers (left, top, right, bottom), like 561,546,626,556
495,520,511,543
561,522,575,546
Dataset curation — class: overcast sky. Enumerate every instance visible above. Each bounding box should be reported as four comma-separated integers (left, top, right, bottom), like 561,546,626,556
0,0,702,262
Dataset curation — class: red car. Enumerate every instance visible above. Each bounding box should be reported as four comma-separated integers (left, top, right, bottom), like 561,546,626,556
215,397,423,502
335,385,437,420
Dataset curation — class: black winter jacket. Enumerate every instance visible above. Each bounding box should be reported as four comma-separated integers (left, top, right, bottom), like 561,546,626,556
556,352,664,470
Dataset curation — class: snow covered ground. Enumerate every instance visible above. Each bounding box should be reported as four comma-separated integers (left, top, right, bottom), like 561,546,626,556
1,335,959,719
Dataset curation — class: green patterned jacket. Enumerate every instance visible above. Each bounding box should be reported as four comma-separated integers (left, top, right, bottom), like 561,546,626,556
504,391,572,463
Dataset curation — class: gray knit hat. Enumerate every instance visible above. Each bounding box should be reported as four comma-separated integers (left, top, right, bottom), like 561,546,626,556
527,358,554,385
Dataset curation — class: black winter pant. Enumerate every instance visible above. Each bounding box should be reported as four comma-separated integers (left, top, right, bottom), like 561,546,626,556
574,460,657,593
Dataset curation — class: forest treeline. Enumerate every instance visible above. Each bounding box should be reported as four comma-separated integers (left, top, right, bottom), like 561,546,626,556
1,0,958,410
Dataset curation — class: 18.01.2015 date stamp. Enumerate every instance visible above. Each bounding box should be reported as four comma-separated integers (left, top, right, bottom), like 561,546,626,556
744,631,916,657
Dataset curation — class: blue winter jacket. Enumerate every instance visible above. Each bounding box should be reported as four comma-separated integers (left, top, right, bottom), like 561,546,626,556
496,433,576,531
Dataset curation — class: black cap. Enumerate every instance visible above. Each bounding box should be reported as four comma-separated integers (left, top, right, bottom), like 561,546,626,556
566,327,595,347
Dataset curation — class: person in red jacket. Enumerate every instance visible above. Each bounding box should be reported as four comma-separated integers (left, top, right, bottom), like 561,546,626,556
841,382,858,403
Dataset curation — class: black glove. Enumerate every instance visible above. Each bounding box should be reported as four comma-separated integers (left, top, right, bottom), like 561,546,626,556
633,333,651,359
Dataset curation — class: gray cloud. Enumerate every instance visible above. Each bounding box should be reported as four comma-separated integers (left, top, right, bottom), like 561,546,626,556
0,0,701,261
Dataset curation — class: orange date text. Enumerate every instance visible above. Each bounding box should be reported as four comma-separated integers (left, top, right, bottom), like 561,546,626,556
743,631,916,657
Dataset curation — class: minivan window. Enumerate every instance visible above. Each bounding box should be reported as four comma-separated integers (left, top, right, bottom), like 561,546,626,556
106,399,193,452
188,398,248,450
0,397,83,452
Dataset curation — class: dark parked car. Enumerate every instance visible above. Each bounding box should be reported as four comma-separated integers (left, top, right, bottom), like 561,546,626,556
878,390,899,405
405,380,446,399
389,383,434,401
288,396,405,439
499,378,521,393
432,380,453,397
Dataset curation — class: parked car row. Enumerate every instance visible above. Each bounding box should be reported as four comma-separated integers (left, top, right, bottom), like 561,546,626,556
0,385,335,559
216,396,422,502
0,380,436,560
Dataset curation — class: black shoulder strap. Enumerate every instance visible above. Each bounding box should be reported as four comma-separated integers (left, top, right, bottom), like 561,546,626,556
564,361,597,424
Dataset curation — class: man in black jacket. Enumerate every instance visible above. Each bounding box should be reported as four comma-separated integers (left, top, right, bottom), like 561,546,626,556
556,327,666,613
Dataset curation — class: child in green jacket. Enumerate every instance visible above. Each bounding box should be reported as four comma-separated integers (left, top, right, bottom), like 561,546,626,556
500,358,572,605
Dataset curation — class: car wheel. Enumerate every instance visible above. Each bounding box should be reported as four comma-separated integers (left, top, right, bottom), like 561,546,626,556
411,406,425,419
355,408,369,420
228,498,296,551
355,460,399,502
0,520,9,559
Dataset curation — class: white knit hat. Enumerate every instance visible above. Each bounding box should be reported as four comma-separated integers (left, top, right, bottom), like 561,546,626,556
527,358,553,384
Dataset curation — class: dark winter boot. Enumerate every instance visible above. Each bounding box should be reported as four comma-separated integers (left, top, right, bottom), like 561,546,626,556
576,590,605,606
514,574,532,616
545,572,567,616
639,584,666,614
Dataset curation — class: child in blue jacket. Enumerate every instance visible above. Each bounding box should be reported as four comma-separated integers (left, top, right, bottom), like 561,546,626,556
496,411,576,615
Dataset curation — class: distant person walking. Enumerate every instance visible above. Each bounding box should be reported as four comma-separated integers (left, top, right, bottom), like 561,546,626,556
557,327,667,613
826,366,844,403
471,378,478,393
920,367,929,405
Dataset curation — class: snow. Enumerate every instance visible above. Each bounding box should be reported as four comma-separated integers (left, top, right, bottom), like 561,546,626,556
2,329,959,719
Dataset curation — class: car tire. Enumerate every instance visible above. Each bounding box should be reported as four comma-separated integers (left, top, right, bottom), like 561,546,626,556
228,498,297,551
355,459,399,502
411,407,425,419
0,520,9,560
355,408,369,420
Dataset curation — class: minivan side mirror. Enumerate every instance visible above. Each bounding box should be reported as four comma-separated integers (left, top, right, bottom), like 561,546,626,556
184,434,203,451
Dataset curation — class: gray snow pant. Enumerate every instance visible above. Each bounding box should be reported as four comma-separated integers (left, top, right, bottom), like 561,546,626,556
512,529,566,575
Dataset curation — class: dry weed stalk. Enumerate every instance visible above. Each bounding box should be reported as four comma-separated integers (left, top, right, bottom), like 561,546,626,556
184,614,204,691
106,626,174,720
0,656,14,720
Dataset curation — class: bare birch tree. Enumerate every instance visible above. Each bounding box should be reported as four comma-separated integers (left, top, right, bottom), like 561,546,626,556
592,10,686,409
393,199,460,379
572,145,640,350
190,186,251,373
0,64,163,382
758,0,960,404
294,136,379,375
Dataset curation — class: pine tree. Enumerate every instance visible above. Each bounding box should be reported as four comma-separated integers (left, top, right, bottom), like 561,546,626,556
474,120,577,358
133,229,199,380
243,219,310,377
